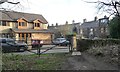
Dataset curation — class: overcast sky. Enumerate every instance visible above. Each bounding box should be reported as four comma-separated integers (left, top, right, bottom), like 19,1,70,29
1,0,108,25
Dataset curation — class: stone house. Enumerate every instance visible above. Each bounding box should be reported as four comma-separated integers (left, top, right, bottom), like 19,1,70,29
48,21,81,39
80,16,109,39
0,10,53,45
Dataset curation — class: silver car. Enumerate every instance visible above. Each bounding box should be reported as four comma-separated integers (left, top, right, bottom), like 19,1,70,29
52,38,69,46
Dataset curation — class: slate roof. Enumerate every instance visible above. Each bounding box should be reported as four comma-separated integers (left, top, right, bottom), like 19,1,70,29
0,10,48,24
11,28,53,33
81,21,99,28
48,23,80,29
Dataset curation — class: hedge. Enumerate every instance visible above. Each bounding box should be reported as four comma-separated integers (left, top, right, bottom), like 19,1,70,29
77,39,120,52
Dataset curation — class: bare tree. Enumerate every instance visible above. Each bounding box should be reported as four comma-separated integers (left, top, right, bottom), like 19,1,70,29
0,0,20,10
0,0,20,4
83,0,120,17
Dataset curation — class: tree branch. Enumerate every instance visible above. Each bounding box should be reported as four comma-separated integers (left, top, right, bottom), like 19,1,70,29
0,0,20,4
7,2,20,4
83,0,120,17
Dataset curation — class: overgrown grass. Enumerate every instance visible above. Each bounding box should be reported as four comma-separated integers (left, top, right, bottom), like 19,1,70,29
86,45,119,66
2,53,71,70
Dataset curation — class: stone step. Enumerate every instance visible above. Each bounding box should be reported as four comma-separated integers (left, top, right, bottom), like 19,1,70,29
72,51,81,56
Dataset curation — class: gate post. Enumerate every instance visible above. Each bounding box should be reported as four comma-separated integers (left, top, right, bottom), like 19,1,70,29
27,38,32,50
72,36,77,51
71,35,81,55
37,44,41,57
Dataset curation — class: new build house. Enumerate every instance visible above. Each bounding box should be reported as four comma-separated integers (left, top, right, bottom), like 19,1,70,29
0,10,53,46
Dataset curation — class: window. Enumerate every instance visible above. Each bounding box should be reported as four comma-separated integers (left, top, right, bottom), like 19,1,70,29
105,27,108,33
90,28,93,35
101,28,104,33
19,22,27,26
0,21,9,26
35,23,40,27
0,21,2,26
100,19,108,24
35,23,36,27
80,29,83,34
37,23,40,27
2,21,7,26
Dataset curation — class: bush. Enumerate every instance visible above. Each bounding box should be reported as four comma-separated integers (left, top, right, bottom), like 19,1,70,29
77,39,120,52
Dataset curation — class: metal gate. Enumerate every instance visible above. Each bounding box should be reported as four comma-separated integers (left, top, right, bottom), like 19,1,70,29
27,42,73,57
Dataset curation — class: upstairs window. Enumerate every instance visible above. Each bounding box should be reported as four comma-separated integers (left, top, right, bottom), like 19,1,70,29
19,22,27,26
101,28,104,33
35,23,40,27
100,19,108,24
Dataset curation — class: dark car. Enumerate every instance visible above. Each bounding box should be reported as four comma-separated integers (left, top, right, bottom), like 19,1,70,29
52,38,69,46
0,38,28,52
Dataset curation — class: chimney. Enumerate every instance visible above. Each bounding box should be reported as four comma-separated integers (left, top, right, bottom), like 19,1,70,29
72,20,75,24
94,16,97,21
83,19,87,23
56,23,58,26
65,21,68,24
104,15,107,18
52,24,54,26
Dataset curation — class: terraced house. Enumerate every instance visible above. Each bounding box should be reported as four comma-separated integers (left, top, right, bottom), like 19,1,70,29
80,16,109,39
0,10,53,45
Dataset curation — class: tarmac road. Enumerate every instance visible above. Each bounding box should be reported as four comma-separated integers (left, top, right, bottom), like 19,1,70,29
6,45,69,55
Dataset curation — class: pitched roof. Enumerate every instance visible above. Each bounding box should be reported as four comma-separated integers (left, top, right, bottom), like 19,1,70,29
81,21,99,28
48,22,80,29
11,28,53,33
0,10,48,24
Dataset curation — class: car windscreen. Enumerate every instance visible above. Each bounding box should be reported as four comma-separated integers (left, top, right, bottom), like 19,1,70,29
0,39,6,43
6,39,15,44
55,39,60,41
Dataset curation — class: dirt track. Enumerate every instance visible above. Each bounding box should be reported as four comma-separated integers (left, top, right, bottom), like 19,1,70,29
60,52,118,70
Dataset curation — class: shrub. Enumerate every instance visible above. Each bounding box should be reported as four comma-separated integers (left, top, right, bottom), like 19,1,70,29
77,39,120,52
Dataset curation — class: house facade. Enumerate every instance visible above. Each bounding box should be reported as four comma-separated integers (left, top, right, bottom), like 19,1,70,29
48,21,81,39
0,10,53,45
80,16,109,39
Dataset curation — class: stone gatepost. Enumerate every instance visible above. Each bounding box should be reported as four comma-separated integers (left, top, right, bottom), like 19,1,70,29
72,36,77,50
72,35,81,55
27,38,32,50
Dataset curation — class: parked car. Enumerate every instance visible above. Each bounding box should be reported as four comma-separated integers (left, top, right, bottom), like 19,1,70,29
0,38,28,52
31,39,43,48
52,38,69,46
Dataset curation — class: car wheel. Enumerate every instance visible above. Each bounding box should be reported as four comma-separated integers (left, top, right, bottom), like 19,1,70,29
2,50,6,53
17,47,25,52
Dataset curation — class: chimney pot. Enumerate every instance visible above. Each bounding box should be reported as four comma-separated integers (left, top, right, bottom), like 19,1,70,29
83,19,87,23
94,16,97,21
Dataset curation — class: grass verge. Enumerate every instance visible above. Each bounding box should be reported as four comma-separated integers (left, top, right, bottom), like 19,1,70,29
2,53,71,70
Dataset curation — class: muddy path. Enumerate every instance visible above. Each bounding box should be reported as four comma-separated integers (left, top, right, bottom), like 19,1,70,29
60,52,118,70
